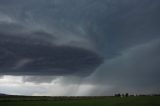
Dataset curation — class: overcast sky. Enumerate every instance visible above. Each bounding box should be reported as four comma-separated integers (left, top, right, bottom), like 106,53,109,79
0,0,160,96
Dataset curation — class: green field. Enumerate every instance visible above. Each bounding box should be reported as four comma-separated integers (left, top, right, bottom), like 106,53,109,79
0,96,160,106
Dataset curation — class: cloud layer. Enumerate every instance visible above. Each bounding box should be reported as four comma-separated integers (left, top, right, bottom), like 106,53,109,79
0,24,102,76
0,0,104,75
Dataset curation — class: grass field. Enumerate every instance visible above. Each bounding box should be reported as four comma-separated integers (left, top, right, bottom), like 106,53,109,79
0,96,160,106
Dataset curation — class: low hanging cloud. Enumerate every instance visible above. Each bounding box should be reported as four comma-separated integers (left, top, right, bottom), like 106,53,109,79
0,0,106,76
0,22,103,76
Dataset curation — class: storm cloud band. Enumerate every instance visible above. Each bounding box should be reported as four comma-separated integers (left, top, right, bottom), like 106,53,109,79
0,32,103,75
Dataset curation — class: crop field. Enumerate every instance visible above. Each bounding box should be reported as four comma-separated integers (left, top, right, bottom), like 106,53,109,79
0,96,160,106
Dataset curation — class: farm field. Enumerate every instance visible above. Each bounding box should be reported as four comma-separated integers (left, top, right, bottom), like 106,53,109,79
0,96,160,106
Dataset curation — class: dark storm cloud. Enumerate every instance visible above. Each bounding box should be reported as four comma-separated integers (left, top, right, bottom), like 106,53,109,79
0,0,106,76
0,0,160,95
0,28,102,75
88,0,160,58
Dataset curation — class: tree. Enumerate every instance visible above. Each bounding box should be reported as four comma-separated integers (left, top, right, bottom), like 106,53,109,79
114,93,121,97
125,93,129,97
